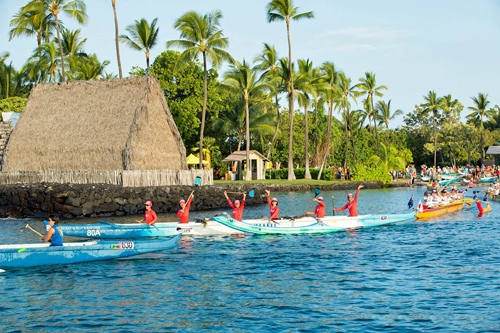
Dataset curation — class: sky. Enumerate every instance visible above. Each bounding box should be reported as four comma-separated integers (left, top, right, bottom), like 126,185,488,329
1,0,500,128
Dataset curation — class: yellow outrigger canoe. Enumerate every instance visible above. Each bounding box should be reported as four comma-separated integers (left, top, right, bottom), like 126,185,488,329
415,199,474,219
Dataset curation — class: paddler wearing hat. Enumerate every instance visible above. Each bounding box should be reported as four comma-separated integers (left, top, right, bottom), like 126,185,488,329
306,196,326,218
335,185,364,217
224,190,246,221
136,201,157,226
265,189,280,220
177,194,194,224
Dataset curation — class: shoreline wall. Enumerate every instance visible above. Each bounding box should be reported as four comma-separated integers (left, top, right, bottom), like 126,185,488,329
0,181,406,219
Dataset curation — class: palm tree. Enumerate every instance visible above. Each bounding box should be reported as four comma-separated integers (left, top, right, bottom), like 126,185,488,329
375,100,403,128
466,93,497,165
222,60,271,180
422,90,443,168
336,73,359,167
358,98,373,134
119,18,159,75
358,72,387,156
75,54,110,80
317,61,341,180
60,28,87,73
296,59,314,179
28,40,61,83
441,94,460,126
254,43,280,160
111,0,123,78
267,0,314,181
44,0,88,82
0,54,31,99
368,143,406,172
167,10,233,169
9,0,56,56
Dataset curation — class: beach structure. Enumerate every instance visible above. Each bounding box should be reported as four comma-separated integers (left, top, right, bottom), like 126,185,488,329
0,76,212,186
485,144,500,165
222,150,267,180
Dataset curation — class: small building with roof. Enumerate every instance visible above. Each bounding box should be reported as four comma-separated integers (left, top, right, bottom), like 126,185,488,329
222,150,267,180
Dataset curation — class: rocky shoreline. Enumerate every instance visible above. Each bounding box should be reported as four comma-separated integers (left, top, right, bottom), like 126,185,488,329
0,181,407,219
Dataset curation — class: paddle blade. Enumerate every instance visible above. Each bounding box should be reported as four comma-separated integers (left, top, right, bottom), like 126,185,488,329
194,176,202,187
314,188,321,196
248,190,255,198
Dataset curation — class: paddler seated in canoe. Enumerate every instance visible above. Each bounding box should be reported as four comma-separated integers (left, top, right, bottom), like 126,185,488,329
39,215,63,246
335,185,364,217
177,194,194,224
224,190,246,221
136,201,157,226
426,190,440,207
265,189,279,221
306,196,325,218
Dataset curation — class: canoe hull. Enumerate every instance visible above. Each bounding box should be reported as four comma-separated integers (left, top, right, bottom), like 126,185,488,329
488,194,500,202
415,202,463,219
0,234,181,268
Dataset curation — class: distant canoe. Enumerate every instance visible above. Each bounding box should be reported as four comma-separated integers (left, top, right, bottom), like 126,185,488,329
480,177,498,183
0,234,181,268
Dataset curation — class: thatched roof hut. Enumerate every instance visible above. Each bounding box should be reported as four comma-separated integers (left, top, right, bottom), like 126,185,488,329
2,76,188,172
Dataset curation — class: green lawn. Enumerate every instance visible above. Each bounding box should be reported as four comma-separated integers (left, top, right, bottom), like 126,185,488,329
214,179,351,185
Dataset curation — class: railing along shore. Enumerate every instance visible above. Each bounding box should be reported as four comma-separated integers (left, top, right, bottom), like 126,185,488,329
0,169,213,187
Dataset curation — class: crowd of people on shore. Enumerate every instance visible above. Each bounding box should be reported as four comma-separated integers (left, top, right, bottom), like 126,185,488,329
420,165,500,182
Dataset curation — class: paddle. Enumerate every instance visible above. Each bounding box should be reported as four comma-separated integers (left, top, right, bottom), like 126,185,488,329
98,220,117,229
332,196,335,216
187,176,203,201
20,224,44,238
225,189,255,198
304,188,321,215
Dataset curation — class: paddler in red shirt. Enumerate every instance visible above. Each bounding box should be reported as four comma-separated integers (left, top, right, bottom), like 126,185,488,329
136,201,157,226
306,196,326,218
177,194,194,224
265,189,280,220
335,185,364,217
224,191,246,221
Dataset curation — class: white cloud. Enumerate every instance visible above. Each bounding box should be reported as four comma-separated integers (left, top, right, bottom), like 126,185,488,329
316,26,422,56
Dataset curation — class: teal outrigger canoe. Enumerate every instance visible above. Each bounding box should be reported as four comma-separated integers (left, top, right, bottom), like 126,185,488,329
212,211,416,235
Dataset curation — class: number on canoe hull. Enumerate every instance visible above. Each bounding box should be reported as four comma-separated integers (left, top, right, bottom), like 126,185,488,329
111,242,134,250
87,229,101,237
380,215,388,221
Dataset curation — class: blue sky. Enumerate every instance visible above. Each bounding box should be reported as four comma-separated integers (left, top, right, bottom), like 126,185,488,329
1,0,500,127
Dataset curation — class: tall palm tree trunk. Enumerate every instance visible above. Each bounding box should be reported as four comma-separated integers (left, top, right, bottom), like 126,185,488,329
245,95,251,181
286,20,295,181
343,108,349,169
480,129,484,166
315,101,319,166
267,96,280,160
304,103,311,179
433,112,437,168
112,0,123,78
367,112,373,135
37,31,42,57
199,52,208,169
318,101,333,180
54,15,66,82
347,107,357,166
371,97,380,156
146,52,150,74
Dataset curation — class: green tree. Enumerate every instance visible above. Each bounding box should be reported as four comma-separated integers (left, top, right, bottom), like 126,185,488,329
60,28,87,73
317,61,341,179
44,0,88,82
358,71,387,156
466,93,497,165
167,10,233,169
28,40,61,83
422,90,443,168
222,60,271,180
440,94,461,126
75,53,109,80
9,0,56,56
336,73,359,167
119,18,159,75
368,143,406,172
111,0,122,78
375,100,402,128
267,0,313,180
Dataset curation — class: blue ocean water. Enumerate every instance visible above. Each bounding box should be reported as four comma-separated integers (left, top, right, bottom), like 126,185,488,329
1,186,499,332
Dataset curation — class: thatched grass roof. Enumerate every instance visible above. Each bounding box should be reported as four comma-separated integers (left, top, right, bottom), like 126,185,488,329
2,75,188,171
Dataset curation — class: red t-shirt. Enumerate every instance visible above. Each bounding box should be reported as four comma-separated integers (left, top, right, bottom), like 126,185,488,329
227,198,245,221
177,197,193,224
267,195,280,220
144,209,157,225
335,189,360,217
314,201,326,218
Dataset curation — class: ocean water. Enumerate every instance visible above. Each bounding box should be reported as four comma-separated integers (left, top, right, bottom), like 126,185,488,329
1,186,499,332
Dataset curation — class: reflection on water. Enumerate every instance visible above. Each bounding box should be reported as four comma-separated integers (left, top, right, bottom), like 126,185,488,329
1,185,499,332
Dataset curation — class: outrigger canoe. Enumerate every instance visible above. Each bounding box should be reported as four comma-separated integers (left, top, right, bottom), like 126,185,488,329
212,211,416,235
415,200,470,219
481,177,498,183
60,220,244,238
476,200,492,213
0,234,181,268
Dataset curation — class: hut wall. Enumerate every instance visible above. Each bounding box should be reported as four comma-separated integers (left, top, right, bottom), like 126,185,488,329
0,122,13,170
